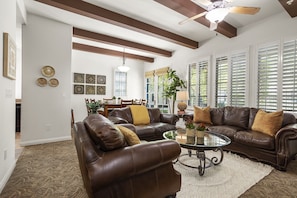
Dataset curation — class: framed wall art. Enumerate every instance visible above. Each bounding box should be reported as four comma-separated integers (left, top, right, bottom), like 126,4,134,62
3,32,16,80
97,75,106,84
74,85,84,94
86,74,96,84
74,73,84,83
86,85,95,95
97,86,106,95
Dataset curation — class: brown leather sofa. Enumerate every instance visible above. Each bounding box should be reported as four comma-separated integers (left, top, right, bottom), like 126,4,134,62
184,106,297,171
108,106,179,141
73,114,181,198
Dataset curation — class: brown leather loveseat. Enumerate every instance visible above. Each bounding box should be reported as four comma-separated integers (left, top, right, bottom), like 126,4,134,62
185,106,297,171
108,106,179,141
73,114,181,198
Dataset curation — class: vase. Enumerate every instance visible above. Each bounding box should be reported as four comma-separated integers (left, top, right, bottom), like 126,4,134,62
186,129,195,144
196,130,205,145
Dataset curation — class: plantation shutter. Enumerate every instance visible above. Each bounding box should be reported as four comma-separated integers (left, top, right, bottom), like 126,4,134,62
188,63,197,107
198,60,208,107
230,52,247,107
215,56,228,107
257,43,279,111
282,39,297,111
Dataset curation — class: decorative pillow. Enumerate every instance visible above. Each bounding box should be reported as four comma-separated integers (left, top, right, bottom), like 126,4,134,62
84,114,127,151
251,110,283,136
130,105,150,125
117,125,141,146
193,106,212,124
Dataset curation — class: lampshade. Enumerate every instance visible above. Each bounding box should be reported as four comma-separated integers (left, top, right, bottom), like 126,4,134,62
205,8,229,23
118,48,130,72
176,91,189,101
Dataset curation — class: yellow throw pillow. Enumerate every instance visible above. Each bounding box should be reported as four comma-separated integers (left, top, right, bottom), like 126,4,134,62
129,105,150,125
117,125,141,146
193,106,212,124
251,110,283,136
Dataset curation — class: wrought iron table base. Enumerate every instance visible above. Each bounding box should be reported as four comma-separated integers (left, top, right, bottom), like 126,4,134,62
175,147,224,176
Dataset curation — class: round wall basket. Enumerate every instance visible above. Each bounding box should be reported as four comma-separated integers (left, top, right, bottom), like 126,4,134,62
36,77,47,87
48,78,59,87
41,65,55,77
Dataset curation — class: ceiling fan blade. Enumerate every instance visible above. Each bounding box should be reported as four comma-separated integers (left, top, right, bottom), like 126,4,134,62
191,0,212,7
178,11,207,25
229,6,260,15
209,22,218,31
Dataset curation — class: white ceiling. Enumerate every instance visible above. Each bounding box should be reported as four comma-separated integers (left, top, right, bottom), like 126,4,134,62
23,0,287,59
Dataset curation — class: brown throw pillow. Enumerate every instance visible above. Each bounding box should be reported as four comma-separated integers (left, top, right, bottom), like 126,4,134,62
251,110,283,136
117,125,141,146
193,106,212,124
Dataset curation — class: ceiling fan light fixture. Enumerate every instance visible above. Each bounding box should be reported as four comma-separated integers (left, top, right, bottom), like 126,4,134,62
205,8,229,23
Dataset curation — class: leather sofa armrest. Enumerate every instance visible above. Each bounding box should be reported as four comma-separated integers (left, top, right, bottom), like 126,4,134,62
160,114,179,125
275,124,297,170
85,140,181,188
108,116,129,124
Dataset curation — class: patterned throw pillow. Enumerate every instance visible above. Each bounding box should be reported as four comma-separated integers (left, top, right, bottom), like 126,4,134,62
117,125,141,146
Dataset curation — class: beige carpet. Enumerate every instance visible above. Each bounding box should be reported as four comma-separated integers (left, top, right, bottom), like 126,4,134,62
1,140,297,198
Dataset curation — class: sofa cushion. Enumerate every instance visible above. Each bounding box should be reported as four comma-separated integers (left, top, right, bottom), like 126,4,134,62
109,106,133,123
248,108,259,129
84,114,127,151
130,105,150,125
117,125,141,146
224,106,250,129
251,110,283,136
234,130,275,150
208,125,241,141
148,108,161,123
282,112,297,127
210,107,224,125
193,106,212,124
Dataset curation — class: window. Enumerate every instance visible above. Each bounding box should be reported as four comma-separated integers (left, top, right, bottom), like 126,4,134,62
215,56,228,107
230,52,247,107
157,74,169,113
114,71,127,97
257,43,279,111
282,39,297,111
145,74,155,108
188,60,209,107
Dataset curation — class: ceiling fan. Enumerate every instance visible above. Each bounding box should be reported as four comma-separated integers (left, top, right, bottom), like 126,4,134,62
179,0,260,30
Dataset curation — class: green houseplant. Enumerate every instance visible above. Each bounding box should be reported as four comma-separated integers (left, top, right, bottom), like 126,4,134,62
163,69,186,113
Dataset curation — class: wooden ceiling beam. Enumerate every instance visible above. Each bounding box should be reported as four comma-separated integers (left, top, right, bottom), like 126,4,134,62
154,0,237,38
35,0,199,49
73,28,172,57
73,43,155,63
278,0,297,17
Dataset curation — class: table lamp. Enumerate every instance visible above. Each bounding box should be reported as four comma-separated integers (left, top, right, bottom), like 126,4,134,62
176,91,189,115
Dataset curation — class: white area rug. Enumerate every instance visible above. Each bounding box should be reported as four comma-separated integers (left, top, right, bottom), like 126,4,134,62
174,149,273,198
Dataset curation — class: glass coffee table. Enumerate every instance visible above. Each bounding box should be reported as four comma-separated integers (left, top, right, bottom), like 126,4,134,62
163,130,231,176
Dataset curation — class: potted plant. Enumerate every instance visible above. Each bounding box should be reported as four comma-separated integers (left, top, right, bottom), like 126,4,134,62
185,119,195,144
163,69,186,113
112,96,116,103
86,101,102,114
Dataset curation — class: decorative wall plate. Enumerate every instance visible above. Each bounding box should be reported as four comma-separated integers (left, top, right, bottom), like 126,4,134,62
36,77,47,87
49,78,59,87
41,65,55,77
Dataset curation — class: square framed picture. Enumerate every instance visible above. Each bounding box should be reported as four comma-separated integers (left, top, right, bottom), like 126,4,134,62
74,73,84,83
73,84,84,94
96,86,106,95
86,74,96,84
3,33,16,80
97,75,106,84
86,85,95,95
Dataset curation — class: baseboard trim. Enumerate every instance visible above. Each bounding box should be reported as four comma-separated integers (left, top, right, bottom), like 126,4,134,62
0,161,16,194
20,136,72,146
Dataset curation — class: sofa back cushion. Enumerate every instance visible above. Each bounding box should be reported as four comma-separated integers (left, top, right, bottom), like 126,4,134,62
248,108,259,129
210,107,224,125
282,112,297,127
84,114,127,151
223,106,250,129
148,108,161,123
109,106,133,123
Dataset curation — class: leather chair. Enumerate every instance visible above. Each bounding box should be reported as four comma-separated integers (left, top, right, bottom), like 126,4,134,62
73,114,181,198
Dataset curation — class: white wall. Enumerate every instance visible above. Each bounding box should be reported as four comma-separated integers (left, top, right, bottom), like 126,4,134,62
21,14,72,145
71,50,145,122
0,0,17,193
